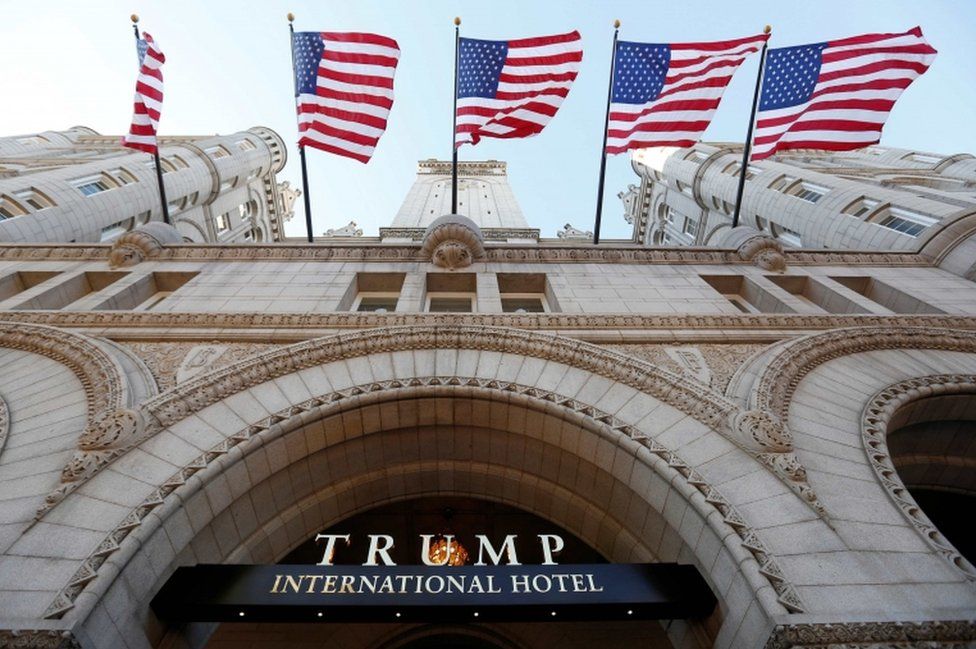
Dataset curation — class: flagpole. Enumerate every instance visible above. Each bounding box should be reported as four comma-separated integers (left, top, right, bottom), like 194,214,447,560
592,19,620,245
131,14,170,226
731,25,772,229
288,12,315,243
451,17,461,214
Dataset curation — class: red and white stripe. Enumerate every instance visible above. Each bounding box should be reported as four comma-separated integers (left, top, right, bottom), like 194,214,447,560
607,34,768,155
455,31,582,147
298,32,400,164
122,33,165,154
752,27,936,160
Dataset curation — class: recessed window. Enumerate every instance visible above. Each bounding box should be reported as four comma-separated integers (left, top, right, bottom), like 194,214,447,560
356,295,399,313
722,161,760,179
843,197,880,219
875,208,937,237
100,218,133,242
787,181,828,203
144,158,176,174
684,150,709,163
72,174,119,196
771,223,803,247
215,213,231,232
171,155,190,169
768,175,797,192
682,217,699,239
16,135,48,146
236,139,257,151
904,153,941,165
501,296,546,313
111,168,139,185
13,188,55,211
220,177,238,192
206,145,232,159
428,295,474,312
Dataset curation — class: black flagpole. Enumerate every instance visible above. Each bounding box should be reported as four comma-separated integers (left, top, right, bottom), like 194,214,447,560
451,17,461,214
592,20,620,245
131,15,170,226
731,25,772,229
288,13,315,243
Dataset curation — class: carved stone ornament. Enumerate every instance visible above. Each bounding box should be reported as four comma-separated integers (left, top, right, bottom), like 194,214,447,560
861,375,976,582
323,221,363,237
45,376,805,620
419,214,486,270
556,223,593,240
0,629,80,649
35,409,145,520
715,226,787,271
765,619,976,649
107,222,184,268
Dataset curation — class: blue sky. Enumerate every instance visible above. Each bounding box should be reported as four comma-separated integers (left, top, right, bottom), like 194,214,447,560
3,1,974,239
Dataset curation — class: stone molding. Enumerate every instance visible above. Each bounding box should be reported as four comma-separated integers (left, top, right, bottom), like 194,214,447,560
752,326,976,423
1,311,973,334
0,392,8,459
0,629,80,649
0,242,931,266
861,374,976,582
764,619,976,648
0,322,126,420
44,377,805,621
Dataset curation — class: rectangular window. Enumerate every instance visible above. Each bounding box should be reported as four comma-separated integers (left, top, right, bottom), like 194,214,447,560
0,271,60,302
501,297,546,313
356,295,399,312
428,295,474,312
236,139,257,151
0,195,27,219
843,198,880,219
111,168,139,185
10,271,127,310
830,275,945,314
144,158,176,174
723,161,760,179
171,155,190,169
700,274,796,314
339,272,406,312
774,224,803,247
215,213,231,232
13,188,55,211
685,150,709,163
89,271,199,311
788,181,828,203
72,174,118,196
682,217,699,238
768,175,797,192
206,145,231,159
99,218,133,242
875,208,937,237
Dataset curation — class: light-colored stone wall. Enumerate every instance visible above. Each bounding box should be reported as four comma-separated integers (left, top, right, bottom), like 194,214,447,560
0,127,292,245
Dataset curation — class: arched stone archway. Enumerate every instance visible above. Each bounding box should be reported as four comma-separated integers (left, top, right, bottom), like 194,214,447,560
32,325,815,649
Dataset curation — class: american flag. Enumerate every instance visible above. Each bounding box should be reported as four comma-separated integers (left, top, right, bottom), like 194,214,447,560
293,31,401,164
751,27,936,160
606,34,769,155
121,32,165,154
455,31,582,147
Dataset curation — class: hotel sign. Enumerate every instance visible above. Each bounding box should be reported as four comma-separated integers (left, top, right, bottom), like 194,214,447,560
151,534,716,622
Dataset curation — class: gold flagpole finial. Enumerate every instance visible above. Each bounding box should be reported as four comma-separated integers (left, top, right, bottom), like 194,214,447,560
764,25,772,34
287,12,295,23
130,14,139,23
454,17,461,26
613,19,621,29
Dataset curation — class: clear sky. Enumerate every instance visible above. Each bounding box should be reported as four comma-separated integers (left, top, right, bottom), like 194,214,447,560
2,1,974,239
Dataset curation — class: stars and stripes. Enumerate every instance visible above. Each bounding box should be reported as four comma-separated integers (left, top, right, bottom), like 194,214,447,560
121,32,165,154
606,33,768,155
455,31,582,147
293,31,401,164
751,27,936,160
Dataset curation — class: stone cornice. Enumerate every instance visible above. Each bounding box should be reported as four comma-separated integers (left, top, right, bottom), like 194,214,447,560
1,311,973,334
0,243,931,266
765,619,976,648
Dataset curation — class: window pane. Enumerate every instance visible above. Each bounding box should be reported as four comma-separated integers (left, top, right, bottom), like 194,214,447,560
501,297,545,313
429,297,472,312
357,296,398,312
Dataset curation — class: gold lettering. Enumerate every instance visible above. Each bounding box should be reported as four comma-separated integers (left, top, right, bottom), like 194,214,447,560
270,574,283,594
321,575,338,593
339,575,356,593
585,574,604,592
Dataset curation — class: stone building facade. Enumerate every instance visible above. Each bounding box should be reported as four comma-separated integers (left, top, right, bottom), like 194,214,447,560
0,127,298,245
620,144,976,253
0,145,975,649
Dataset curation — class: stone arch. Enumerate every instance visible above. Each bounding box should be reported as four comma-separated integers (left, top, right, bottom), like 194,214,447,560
861,374,976,581
174,217,208,243
37,326,815,648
